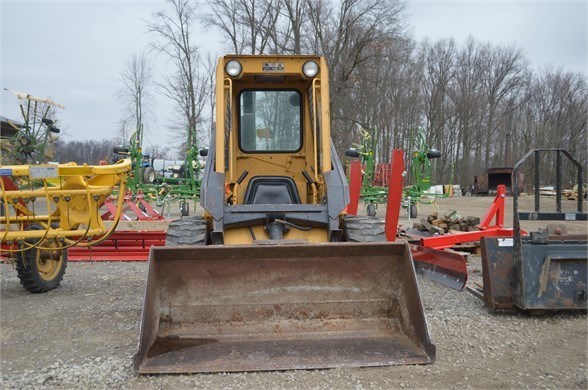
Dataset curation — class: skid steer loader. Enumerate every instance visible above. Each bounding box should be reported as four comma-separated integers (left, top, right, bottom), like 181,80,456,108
135,55,435,373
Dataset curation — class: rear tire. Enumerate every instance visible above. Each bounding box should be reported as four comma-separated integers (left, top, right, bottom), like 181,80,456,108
409,204,418,219
165,216,208,246
113,146,129,155
344,215,386,242
15,229,67,293
180,201,190,217
366,203,377,217
143,167,156,184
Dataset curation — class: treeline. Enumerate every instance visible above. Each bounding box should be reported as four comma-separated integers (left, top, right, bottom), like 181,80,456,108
56,0,587,188
346,37,587,188
54,139,170,165
53,139,118,165
200,0,587,187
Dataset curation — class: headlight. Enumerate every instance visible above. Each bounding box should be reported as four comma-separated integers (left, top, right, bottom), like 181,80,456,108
225,60,242,77
302,60,319,78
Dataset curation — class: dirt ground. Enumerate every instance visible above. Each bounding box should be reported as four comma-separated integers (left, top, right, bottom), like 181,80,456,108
1,195,587,389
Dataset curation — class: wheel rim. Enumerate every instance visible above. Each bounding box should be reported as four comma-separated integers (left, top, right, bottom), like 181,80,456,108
35,241,64,281
149,170,155,182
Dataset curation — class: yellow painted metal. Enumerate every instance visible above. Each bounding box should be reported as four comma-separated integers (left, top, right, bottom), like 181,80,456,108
136,56,436,374
1,159,131,249
2,187,112,199
319,57,331,172
33,239,65,281
214,55,331,206
223,225,328,245
215,60,225,173
1,160,132,177
2,228,108,242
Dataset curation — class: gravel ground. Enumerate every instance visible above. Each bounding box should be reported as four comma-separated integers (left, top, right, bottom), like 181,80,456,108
1,259,586,389
1,196,587,389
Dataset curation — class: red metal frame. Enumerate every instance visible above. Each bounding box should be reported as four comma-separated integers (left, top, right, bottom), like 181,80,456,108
385,149,405,242
68,230,165,261
2,231,166,261
419,228,518,249
479,184,505,229
372,149,468,290
346,160,362,216
101,190,164,221
419,184,522,249
374,163,391,187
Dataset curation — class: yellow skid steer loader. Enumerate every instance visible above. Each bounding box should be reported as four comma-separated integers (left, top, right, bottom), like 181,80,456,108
134,55,435,373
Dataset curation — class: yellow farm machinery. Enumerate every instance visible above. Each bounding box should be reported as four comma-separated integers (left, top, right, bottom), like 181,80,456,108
134,55,435,373
1,159,131,292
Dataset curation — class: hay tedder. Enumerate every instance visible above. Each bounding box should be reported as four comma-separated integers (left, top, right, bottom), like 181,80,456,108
1,159,131,292
134,55,435,373
346,126,441,218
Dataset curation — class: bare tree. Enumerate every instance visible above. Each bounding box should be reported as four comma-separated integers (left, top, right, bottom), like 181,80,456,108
305,0,407,150
145,144,169,160
277,0,307,53
203,0,279,54
449,36,485,186
117,51,154,142
202,0,246,53
514,68,587,187
116,119,132,145
55,138,119,165
480,43,528,167
148,0,209,154
192,0,587,189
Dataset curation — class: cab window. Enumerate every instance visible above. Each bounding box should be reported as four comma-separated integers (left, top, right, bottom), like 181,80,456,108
239,90,302,152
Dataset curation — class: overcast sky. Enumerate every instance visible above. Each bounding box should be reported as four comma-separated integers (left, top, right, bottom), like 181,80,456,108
1,0,586,156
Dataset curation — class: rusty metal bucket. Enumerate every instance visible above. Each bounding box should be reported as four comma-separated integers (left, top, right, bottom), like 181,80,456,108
134,242,435,373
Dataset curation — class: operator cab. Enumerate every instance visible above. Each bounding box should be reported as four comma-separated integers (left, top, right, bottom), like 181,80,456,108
239,89,303,204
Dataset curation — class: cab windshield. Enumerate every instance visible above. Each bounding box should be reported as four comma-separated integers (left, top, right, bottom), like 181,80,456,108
239,90,301,152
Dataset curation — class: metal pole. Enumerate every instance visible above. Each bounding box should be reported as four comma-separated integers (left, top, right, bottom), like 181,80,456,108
534,150,540,212
578,164,584,213
504,132,511,167
555,150,561,213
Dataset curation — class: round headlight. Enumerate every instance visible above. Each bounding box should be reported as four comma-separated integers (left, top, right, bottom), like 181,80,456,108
302,61,319,78
225,60,242,77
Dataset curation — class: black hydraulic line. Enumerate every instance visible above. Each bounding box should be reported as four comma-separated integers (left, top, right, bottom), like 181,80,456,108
236,170,249,185
274,218,312,231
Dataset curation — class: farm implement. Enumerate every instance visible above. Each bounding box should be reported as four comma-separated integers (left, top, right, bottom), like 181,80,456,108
1,159,131,292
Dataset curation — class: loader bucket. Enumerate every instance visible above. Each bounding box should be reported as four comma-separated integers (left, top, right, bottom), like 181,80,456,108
134,242,435,373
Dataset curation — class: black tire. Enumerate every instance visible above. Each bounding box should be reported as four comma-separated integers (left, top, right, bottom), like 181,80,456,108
366,203,377,217
15,230,67,293
143,167,156,184
409,204,418,219
113,146,129,155
180,201,190,217
343,215,386,242
165,216,208,246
